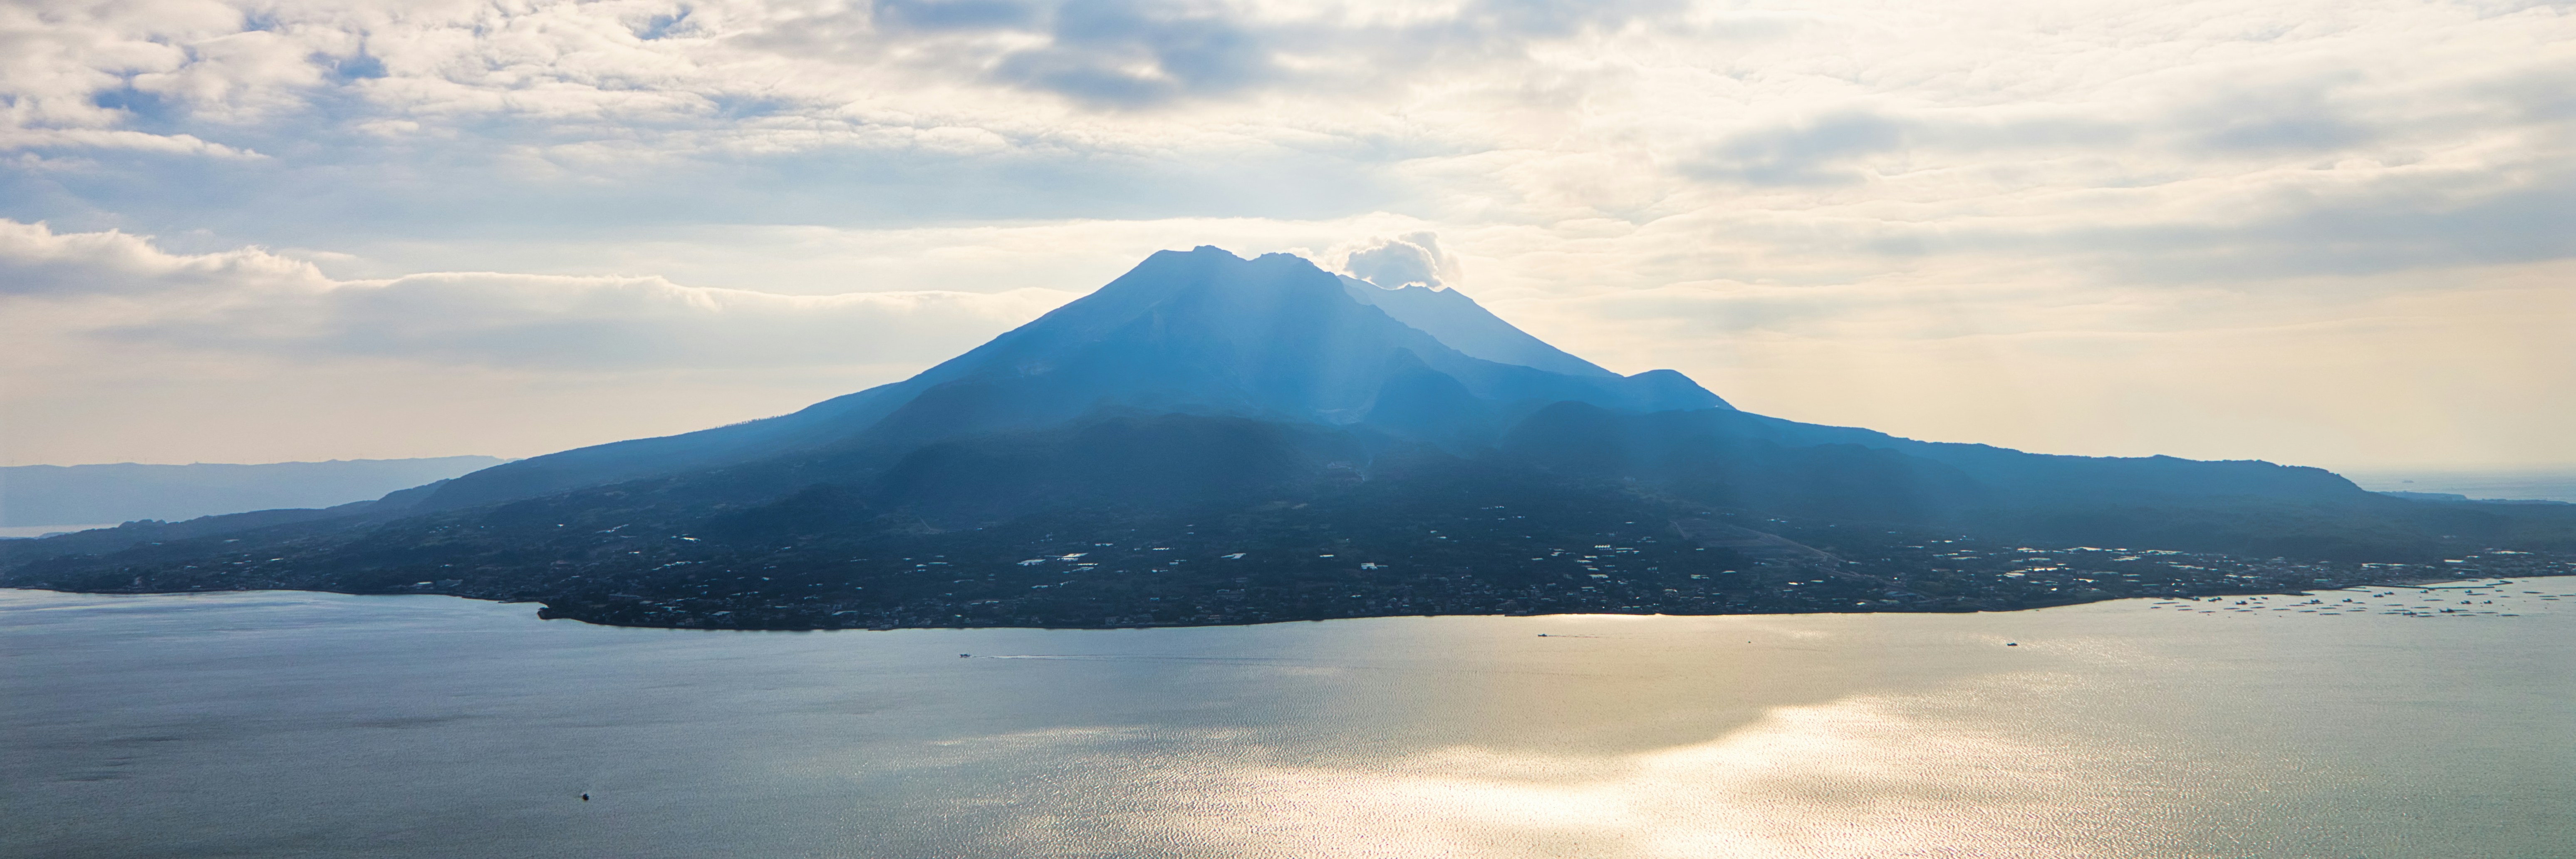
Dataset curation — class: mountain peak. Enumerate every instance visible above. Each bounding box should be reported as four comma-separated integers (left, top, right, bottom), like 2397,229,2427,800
422,246,1727,509
867,246,1723,436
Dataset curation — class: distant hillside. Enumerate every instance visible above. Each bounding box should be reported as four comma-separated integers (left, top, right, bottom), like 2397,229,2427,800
0,457,506,527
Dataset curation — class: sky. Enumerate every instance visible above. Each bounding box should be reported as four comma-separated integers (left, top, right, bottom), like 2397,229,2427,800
2,0,2570,472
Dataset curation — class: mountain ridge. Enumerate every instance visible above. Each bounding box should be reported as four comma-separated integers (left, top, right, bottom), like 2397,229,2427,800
1337,274,1617,378
421,247,1723,510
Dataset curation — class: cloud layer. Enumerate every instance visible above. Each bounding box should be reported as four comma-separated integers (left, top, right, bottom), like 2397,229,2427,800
2,0,2569,468
0,219,1075,464
1,218,1072,368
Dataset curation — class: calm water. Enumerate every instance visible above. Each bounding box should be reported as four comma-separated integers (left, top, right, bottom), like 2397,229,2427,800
5,586,2571,859
2343,469,2576,503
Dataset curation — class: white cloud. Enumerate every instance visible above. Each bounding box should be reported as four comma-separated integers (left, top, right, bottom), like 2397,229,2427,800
0,220,1078,463
116,270,1077,370
1337,231,1461,289
0,127,262,158
0,218,320,295
0,219,1074,368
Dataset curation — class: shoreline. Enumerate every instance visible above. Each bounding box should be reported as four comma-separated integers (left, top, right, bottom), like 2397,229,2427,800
11,571,2570,632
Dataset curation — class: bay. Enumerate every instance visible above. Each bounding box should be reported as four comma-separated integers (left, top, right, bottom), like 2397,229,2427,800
4,584,2571,858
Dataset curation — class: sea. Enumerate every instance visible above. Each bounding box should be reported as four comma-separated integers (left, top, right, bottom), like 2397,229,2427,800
2341,469,2576,504
5,583,2571,858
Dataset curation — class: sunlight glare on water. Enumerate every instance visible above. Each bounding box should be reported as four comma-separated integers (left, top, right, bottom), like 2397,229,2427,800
3,584,2571,858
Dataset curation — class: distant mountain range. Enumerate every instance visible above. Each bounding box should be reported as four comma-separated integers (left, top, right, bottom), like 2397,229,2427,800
6,248,2570,627
0,457,505,530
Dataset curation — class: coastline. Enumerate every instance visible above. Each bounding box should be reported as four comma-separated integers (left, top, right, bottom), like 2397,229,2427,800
10,564,2571,631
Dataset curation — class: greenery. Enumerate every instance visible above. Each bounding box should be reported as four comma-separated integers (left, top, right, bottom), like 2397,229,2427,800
9,452,2568,631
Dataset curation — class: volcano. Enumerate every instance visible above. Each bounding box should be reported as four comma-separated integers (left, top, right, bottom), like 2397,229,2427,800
417,247,1723,510
9,247,2571,627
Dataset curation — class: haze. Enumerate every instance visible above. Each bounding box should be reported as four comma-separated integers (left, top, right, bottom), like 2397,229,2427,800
4,0,2569,472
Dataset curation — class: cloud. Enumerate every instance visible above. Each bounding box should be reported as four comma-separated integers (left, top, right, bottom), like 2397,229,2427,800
1340,231,1461,289
1685,111,1912,187
0,218,1087,465
0,218,320,295
852,0,1691,107
117,271,1077,370
11,0,2565,268
1925,166,2576,282
0,127,263,158
0,0,1705,153
988,1,1283,108
0,219,1077,370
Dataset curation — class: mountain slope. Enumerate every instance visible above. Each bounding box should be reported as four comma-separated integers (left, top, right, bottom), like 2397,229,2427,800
1499,403,2373,508
1337,276,1615,377
425,247,1722,509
